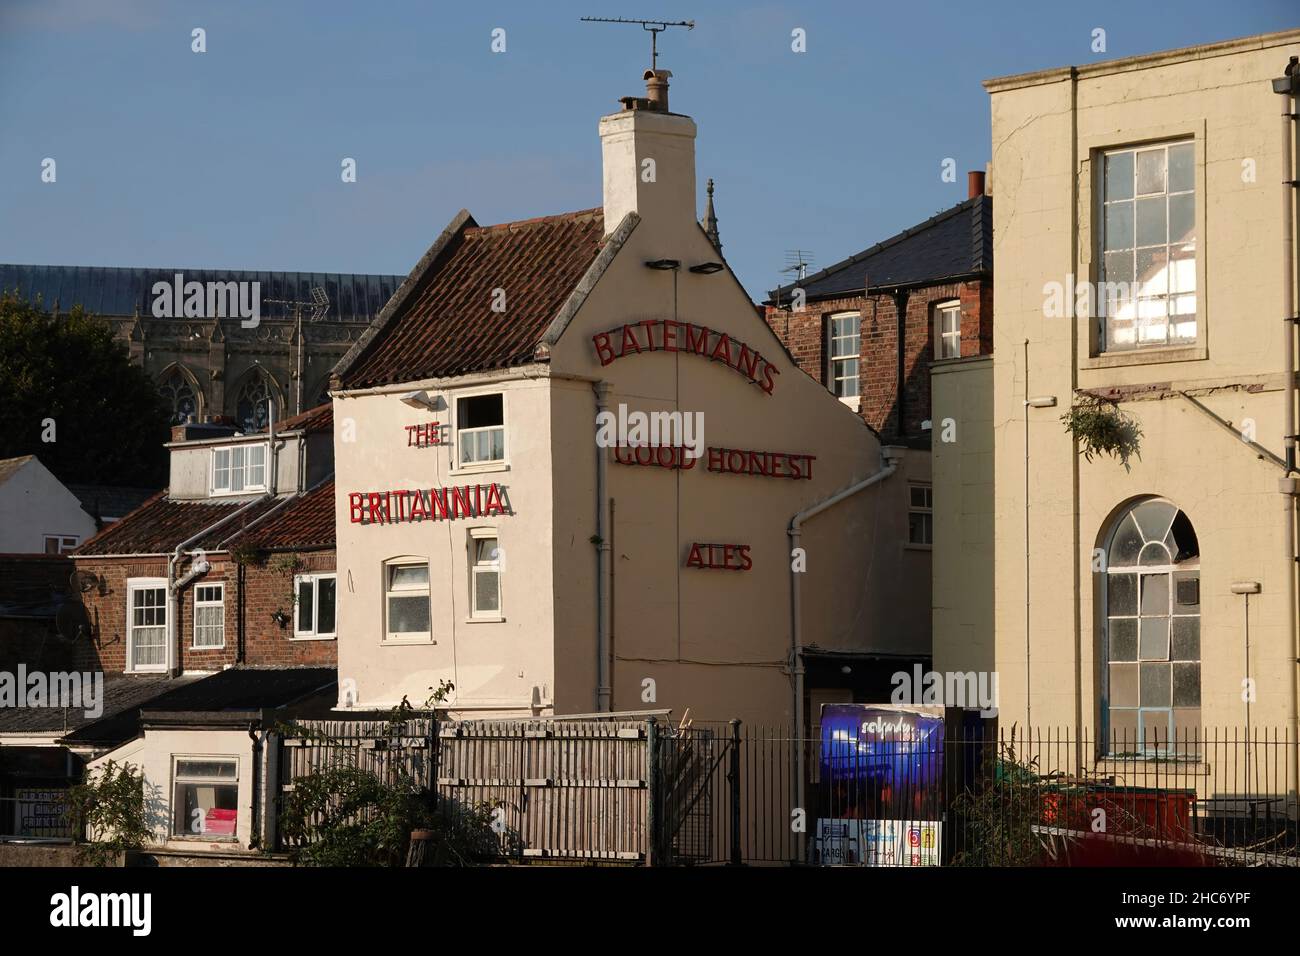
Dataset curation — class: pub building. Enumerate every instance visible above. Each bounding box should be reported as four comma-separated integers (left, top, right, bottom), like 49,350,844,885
329,68,931,730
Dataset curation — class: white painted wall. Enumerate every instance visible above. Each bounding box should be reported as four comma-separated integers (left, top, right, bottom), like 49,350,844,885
0,457,96,553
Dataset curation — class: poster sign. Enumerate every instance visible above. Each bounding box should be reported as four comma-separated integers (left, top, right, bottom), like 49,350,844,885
815,704,945,866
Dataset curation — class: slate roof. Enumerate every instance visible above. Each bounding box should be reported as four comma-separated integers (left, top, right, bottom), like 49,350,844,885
339,208,608,388
0,672,202,737
767,195,993,304
61,666,337,747
0,264,405,323
66,484,160,522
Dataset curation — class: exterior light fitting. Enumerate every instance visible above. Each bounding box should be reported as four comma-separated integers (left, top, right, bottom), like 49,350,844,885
1025,396,1057,408
399,390,440,411
689,262,725,275
645,259,681,270
1230,581,1262,594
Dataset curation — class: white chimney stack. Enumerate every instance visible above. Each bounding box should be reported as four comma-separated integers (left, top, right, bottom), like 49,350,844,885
599,69,697,241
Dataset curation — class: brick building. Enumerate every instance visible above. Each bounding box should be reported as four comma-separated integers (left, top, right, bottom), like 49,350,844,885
69,403,337,675
764,174,994,444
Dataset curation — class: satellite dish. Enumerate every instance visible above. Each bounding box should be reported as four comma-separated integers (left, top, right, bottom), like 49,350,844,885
55,601,92,642
69,569,100,594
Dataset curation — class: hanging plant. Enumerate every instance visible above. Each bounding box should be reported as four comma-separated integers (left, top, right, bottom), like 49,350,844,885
1061,394,1142,471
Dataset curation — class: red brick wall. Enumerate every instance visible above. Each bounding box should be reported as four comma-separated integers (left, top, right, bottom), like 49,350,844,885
71,551,336,673
765,278,992,439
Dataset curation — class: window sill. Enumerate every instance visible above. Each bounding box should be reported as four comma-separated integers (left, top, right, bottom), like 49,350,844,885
464,616,505,624
291,634,337,642
1093,756,1210,776
126,666,167,675
837,396,861,412
450,462,510,478
190,644,226,651
382,637,437,646
1082,344,1206,369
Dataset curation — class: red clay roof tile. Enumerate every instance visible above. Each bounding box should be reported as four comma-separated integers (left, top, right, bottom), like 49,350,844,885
340,208,606,388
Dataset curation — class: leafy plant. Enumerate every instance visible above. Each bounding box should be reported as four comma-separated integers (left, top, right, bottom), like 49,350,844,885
1062,394,1142,471
277,685,512,867
951,739,1046,867
62,760,153,866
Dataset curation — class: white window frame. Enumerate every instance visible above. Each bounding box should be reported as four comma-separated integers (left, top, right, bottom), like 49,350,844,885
171,755,239,840
210,442,269,496
826,312,861,405
192,582,225,649
126,577,168,673
383,558,432,643
453,391,507,470
908,484,933,548
293,573,338,640
43,534,80,554
934,300,961,360
468,528,503,622
1096,139,1197,354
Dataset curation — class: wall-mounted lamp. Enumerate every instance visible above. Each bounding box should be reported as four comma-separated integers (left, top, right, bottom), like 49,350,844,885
1230,581,1262,594
645,259,681,270
689,262,725,275
399,390,441,412
1025,396,1057,408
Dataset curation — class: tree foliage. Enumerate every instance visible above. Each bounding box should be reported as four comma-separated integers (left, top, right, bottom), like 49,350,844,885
62,760,154,866
0,291,169,486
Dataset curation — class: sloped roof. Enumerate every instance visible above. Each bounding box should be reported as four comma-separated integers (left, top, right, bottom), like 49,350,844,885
0,455,34,487
767,195,992,304
238,479,335,550
0,264,404,323
74,493,283,556
61,666,337,747
338,208,608,388
268,403,333,435
66,484,160,521
0,672,203,737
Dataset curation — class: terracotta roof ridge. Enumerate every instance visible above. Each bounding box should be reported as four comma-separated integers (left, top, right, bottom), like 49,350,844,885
470,207,604,234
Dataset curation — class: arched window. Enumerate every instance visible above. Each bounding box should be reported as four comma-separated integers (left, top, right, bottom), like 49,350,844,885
234,372,275,433
1101,498,1200,755
159,367,200,424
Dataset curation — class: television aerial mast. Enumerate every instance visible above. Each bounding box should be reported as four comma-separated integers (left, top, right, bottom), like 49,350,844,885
580,16,695,70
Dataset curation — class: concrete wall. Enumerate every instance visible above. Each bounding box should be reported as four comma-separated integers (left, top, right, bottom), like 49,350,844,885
986,30,1300,733
931,357,995,679
0,458,95,553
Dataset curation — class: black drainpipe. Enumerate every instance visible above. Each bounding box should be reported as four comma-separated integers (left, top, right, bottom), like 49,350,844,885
248,719,261,849
237,562,246,663
892,289,910,440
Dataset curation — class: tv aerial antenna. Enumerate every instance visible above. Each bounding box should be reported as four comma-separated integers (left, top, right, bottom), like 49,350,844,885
580,17,695,70
781,250,815,283
264,287,330,415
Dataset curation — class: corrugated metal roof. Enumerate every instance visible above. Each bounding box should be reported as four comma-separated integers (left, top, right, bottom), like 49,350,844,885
0,264,406,322
340,208,607,388
767,195,993,303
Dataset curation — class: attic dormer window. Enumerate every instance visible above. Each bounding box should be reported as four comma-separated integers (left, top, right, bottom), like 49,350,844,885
211,443,267,495
456,393,505,467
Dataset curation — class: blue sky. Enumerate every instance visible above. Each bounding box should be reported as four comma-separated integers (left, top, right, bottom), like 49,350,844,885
1,0,1295,301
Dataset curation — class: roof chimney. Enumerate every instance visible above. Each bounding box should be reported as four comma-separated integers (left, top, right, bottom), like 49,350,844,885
644,69,670,111
601,69,697,240
968,170,986,200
